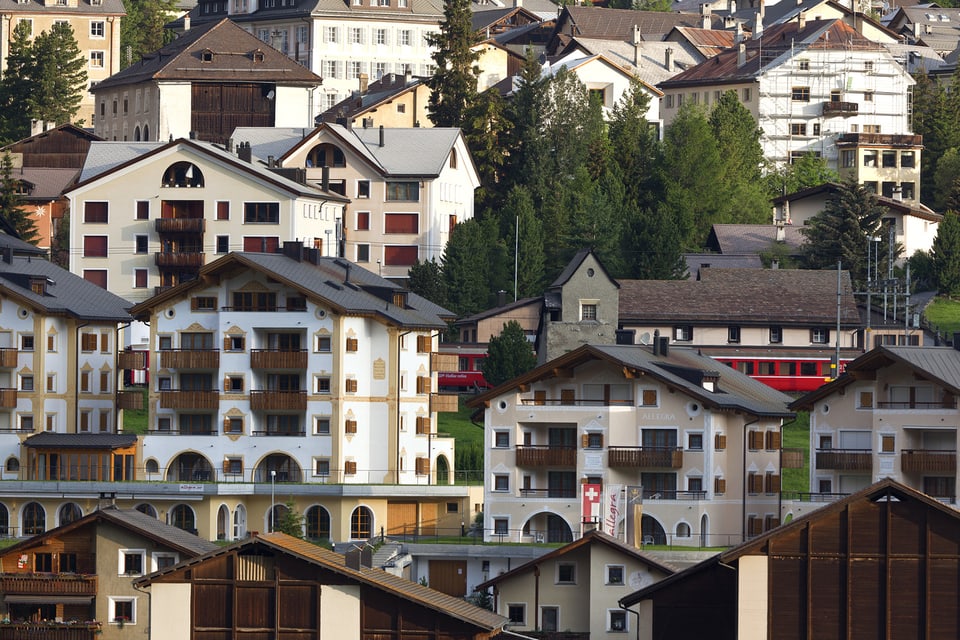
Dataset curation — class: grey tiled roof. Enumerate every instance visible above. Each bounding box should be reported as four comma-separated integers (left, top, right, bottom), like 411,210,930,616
18,168,80,201
567,37,702,85
101,509,219,556
707,224,805,254
77,142,163,183
229,127,310,163
0,231,46,256
23,432,138,449
618,268,860,326
872,346,960,392
0,255,133,320
683,253,763,276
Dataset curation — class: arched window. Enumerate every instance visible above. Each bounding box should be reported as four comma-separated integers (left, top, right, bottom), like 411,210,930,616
145,459,159,474
58,503,82,526
269,503,288,533
0,504,8,536
169,504,196,533
676,522,691,538
217,504,229,541
134,126,141,141
233,505,247,540
143,124,150,141
306,143,345,168
350,506,372,539
161,162,204,188
306,506,331,541
22,502,45,535
135,503,157,518
5,457,19,473
449,148,457,169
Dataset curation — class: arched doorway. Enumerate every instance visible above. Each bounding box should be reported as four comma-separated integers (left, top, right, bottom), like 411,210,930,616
58,503,82,526
641,514,666,545
350,506,373,539
166,452,213,482
233,505,247,540
217,505,229,540
700,513,709,547
435,455,450,485
306,505,331,541
254,453,302,483
169,504,196,533
520,512,573,543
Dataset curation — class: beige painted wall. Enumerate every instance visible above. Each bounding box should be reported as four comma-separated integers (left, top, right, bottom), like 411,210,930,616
148,583,192,640
320,584,361,640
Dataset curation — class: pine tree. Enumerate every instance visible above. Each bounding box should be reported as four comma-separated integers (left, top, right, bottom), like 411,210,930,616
442,219,498,316
708,89,769,225
29,23,88,125
407,258,447,307
0,21,36,142
771,152,838,196
462,88,511,209
932,211,960,296
0,153,38,245
274,499,304,538
505,187,546,299
481,321,536,387
502,48,547,195
624,203,687,279
608,76,659,209
120,0,179,68
426,0,480,128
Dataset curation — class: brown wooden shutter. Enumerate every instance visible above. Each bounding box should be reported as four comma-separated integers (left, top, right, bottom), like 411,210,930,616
345,420,357,434
766,431,782,450
191,297,200,311
417,335,430,353
765,473,781,494
224,336,231,351
581,434,590,448
416,416,430,434
417,376,430,394
714,477,726,494
345,379,358,393
715,434,727,450
223,459,230,474
416,457,430,475
224,417,231,432
346,338,358,352
344,461,357,475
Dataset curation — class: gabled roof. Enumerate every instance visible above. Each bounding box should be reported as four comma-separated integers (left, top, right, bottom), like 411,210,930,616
476,529,675,591
137,532,508,632
551,5,725,45
93,18,321,91
543,53,663,96
0,124,101,170
790,345,960,410
320,74,428,124
762,0,898,40
467,343,795,418
69,138,348,202
454,296,542,327
16,168,80,201
130,250,454,328
660,20,885,88
0,505,217,559
771,182,942,223
472,0,559,21
561,37,703,86
667,26,736,57
471,5,543,32
0,0,125,15
0,254,133,321
547,247,619,290
620,479,960,607
619,268,860,326
706,224,804,254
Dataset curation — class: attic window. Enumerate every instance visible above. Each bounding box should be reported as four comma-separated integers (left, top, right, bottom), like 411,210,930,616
252,50,265,63
201,49,214,63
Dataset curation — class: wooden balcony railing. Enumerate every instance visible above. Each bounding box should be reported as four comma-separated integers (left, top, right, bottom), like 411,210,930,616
0,348,17,368
607,446,684,469
816,449,872,471
901,449,957,473
155,251,204,268
0,623,102,640
155,218,204,233
515,445,576,467
117,390,143,410
822,100,858,116
118,350,146,370
159,390,219,409
782,448,805,469
519,398,634,406
250,349,307,369
0,388,16,408
431,393,458,412
159,349,220,369
0,574,97,595
250,390,307,411
431,353,459,372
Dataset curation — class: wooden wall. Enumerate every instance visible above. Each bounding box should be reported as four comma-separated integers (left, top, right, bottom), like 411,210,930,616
191,84,275,144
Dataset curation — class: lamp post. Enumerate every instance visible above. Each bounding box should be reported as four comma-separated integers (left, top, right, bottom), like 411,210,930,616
270,470,276,532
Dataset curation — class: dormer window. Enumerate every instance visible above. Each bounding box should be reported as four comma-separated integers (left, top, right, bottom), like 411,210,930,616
252,50,265,63
201,49,214,63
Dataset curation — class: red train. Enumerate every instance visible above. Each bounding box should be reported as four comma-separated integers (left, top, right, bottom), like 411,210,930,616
437,348,491,390
715,354,852,393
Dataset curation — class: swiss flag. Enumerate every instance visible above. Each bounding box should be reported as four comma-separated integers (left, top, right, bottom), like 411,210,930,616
582,483,602,523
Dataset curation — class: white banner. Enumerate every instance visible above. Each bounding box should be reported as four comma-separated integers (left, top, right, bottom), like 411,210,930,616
604,484,623,536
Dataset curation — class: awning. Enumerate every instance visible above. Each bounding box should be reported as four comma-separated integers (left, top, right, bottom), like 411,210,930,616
4,595,93,604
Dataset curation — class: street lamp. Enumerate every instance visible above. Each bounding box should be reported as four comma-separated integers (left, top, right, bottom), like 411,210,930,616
270,470,276,532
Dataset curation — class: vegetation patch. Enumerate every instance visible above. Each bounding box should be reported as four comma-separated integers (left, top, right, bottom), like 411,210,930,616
924,297,960,338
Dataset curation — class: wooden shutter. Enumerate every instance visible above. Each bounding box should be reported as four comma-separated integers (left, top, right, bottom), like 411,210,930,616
346,338,358,352
766,431,782,450
748,431,764,450
764,515,780,531
100,334,109,352
345,419,357,434
191,297,200,310
534,390,546,406
344,461,357,475
416,457,430,475
417,335,430,353
417,376,430,394
416,416,430,434
765,473,781,494
714,477,726,494
224,336,232,351
345,379,358,393
581,434,590,448
715,434,727,450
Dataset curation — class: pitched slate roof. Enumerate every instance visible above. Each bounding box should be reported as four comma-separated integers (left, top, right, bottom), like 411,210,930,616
618,268,860,326
18,168,80,201
771,182,942,223
93,18,321,91
468,343,795,418
0,229,46,256
554,5,724,43
668,26,735,57
184,0,444,28
131,250,454,328
706,224,804,254
475,529,675,591
562,37,702,85
791,345,960,410
23,432,137,449
320,74,428,123
0,254,133,320
472,0,559,21
454,296,542,326
138,532,508,632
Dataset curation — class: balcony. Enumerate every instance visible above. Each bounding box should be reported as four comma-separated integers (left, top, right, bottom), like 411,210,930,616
250,390,307,411
155,251,204,268
159,390,219,409
250,349,307,370
816,449,872,471
0,574,97,595
515,445,576,467
118,350,146,370
0,623,102,640
431,353,459,372
155,218,204,233
518,488,578,499
822,100,858,116
0,348,16,368
431,393,458,412
0,388,16,408
876,399,957,410
901,449,957,473
159,349,220,369
117,390,143,410
608,447,683,469
252,428,307,437
782,448,805,469
520,398,633,407
836,132,923,148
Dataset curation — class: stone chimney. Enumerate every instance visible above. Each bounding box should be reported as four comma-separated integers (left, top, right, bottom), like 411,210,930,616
727,0,736,13
737,42,746,67
700,3,711,29
735,20,744,42
359,73,369,93
183,15,190,31
633,25,642,67
665,47,674,72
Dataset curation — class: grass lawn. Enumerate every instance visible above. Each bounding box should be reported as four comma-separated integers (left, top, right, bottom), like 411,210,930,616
122,387,149,435
437,397,484,443
782,411,809,494
923,297,960,337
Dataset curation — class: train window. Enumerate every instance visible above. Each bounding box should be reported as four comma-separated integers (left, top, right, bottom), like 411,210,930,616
780,362,797,376
736,362,754,375
758,362,775,376
800,362,818,376
769,326,782,344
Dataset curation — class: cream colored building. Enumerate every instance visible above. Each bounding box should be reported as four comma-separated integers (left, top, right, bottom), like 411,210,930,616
0,0,124,125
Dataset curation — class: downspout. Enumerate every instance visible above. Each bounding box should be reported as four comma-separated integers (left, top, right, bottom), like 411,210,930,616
427,329,444,486
133,580,151,640
533,565,540,631
742,416,759,542
620,602,641,640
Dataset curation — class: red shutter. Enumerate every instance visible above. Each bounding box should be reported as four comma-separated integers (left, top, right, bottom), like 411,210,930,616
356,211,370,230
383,245,418,266
83,201,108,223
83,270,108,289
83,236,108,257
384,213,419,234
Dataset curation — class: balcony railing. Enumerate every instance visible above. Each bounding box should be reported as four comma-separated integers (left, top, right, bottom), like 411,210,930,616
148,428,216,435
155,251,204,268
251,429,307,437
0,574,97,595
0,388,16,408
518,488,578,498
822,100,858,116
608,446,683,469
118,350,146,370
158,390,219,409
520,398,634,406
159,349,220,369
117,390,143,410
0,623,102,640
250,390,307,411
431,393,458,412
155,218,204,233
0,348,17,368
877,400,957,409
815,449,872,471
250,349,307,369
901,449,957,473
837,132,923,147
515,445,577,467
637,490,707,501
782,448,805,469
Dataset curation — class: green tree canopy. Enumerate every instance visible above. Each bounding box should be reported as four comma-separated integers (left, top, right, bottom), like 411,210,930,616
426,0,480,127
273,499,304,538
481,320,537,387
120,0,179,68
932,211,960,296
0,154,38,244
407,258,447,307
29,23,88,126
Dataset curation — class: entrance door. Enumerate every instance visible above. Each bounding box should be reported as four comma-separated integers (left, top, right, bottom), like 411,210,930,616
428,560,467,596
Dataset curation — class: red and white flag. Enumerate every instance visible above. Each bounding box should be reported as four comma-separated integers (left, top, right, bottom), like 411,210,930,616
582,483,602,524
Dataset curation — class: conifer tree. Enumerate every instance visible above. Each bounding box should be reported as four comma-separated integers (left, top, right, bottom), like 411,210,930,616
0,153,38,245
120,0,179,68
0,21,36,142
407,258,447,307
932,211,960,297
426,0,479,128
481,321,536,387
505,187,546,299
29,23,88,125
708,89,769,225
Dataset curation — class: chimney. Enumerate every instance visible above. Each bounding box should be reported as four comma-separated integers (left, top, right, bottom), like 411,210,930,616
267,155,275,168
322,166,330,191
665,47,674,71
238,141,252,163
345,546,361,571
283,240,304,261
633,25,642,67
189,130,196,140
700,3,711,29
658,336,669,357
226,138,234,152
514,0,522,7
775,220,785,243
737,43,746,67
798,12,805,30
652,329,661,355
753,13,763,39
953,333,960,351
404,68,412,85
893,185,903,202
379,125,385,147
359,72,369,93
735,21,744,43
183,15,190,31
727,0,736,13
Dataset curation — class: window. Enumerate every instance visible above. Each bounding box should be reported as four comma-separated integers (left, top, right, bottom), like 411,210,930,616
225,417,243,434
120,550,145,576
640,389,658,407
356,244,370,262
864,90,874,102
586,432,603,449
225,335,244,352
798,59,809,71
217,201,230,220
90,21,105,37
20,375,33,391
606,565,625,585
674,325,693,341
376,28,387,44
556,563,576,584
581,303,597,320
769,326,782,344
864,60,874,73
90,51,105,68
350,27,364,44
791,86,810,102
858,391,874,408
21,335,34,351
84,268,107,286
741,88,751,102
385,182,419,201
325,26,338,42
507,604,525,625
83,236,108,257
728,326,741,343
400,30,411,46
216,235,229,254
244,202,279,223
314,417,331,435
494,475,509,492
315,377,331,393
495,431,509,448
110,598,136,625
687,433,703,450
384,213,418,233
84,202,108,223
790,123,807,136
864,124,881,134
811,328,830,344
881,434,895,453
314,459,330,476
225,375,244,393
494,518,508,535
901,151,916,168
609,610,627,632
383,245,418,266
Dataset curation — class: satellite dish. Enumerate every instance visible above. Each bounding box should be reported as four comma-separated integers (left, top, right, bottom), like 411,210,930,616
638,332,651,345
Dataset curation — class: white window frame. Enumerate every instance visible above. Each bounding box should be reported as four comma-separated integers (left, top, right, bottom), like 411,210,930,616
608,609,628,632
90,20,105,38
150,551,179,572
605,564,625,585
90,50,105,69
118,549,146,576
556,561,576,585
108,596,138,625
